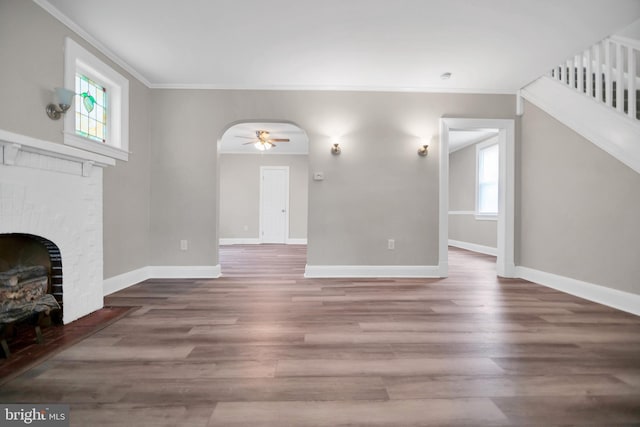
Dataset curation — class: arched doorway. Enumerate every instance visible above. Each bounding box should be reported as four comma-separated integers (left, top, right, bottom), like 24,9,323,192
217,121,310,275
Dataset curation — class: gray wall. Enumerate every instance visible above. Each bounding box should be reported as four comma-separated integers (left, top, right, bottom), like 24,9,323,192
219,154,308,240
519,101,640,295
0,0,151,279
149,89,514,267
448,139,498,248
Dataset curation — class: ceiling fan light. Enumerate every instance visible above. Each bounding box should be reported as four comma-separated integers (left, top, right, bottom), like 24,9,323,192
254,141,273,151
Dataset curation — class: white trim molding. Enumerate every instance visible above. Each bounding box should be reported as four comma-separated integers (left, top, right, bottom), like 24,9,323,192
440,118,516,278
521,75,640,175
515,266,640,316
0,129,115,167
219,238,262,245
286,238,308,245
103,267,151,296
34,0,152,87
448,210,475,215
448,240,497,256
103,265,221,296
219,238,307,245
149,265,222,279
304,265,441,278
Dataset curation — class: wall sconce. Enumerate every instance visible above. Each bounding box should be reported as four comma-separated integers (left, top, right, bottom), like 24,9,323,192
46,87,76,120
331,143,341,155
417,144,429,156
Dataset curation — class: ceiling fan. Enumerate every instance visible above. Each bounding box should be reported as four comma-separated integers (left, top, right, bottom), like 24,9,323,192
237,130,290,151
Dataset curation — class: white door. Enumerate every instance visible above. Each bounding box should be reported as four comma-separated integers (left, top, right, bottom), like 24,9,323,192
260,167,289,243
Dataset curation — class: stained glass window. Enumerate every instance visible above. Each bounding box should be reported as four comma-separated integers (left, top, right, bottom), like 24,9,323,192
75,73,107,143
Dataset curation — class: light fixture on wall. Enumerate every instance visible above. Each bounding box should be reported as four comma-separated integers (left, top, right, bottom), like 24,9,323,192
331,143,341,155
46,87,76,120
417,144,429,156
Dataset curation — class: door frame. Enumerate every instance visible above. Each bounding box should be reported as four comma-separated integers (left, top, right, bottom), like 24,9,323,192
259,166,290,244
439,118,516,278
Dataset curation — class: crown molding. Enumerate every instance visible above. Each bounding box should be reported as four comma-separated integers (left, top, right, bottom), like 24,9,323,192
34,0,153,88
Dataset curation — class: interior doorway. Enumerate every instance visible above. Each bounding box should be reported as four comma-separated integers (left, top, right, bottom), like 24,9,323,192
439,118,515,278
260,166,289,243
216,120,309,275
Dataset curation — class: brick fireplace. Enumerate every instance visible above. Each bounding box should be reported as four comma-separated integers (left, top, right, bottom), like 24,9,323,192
0,130,114,324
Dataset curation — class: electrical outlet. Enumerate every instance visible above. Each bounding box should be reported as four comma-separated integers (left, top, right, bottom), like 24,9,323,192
388,239,395,250
180,239,188,251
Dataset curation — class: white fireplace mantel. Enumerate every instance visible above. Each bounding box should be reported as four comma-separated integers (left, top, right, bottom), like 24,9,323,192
0,127,111,323
0,129,116,173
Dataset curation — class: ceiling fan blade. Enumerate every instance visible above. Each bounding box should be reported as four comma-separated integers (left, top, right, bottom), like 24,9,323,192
242,141,257,145
269,138,290,142
235,135,256,139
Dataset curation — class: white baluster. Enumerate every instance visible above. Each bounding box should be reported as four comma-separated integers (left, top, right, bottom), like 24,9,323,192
628,46,637,119
605,40,613,107
594,42,602,102
568,58,575,89
559,63,565,83
616,43,625,113
577,53,584,93
585,48,593,97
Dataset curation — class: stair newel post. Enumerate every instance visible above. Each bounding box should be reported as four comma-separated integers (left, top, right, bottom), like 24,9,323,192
616,42,625,113
627,45,636,119
594,42,603,103
577,53,584,93
585,48,593,98
604,40,613,107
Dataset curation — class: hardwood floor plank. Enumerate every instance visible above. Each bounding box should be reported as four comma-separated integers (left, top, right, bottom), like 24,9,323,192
275,358,503,377
492,395,640,425
385,374,636,399
208,398,508,427
123,377,388,404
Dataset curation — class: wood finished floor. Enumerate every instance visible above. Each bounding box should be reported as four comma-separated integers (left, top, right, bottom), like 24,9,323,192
1,245,639,426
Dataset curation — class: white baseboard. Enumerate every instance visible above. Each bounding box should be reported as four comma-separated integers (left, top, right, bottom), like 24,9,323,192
286,238,308,244
219,238,307,245
219,238,261,245
149,265,222,279
103,266,151,296
304,264,441,278
515,266,640,316
103,265,221,296
448,239,497,256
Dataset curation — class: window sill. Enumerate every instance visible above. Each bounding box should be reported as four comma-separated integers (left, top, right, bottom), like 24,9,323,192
64,133,129,161
475,214,498,221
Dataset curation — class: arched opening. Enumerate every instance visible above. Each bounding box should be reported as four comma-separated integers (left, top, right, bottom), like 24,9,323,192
217,120,310,275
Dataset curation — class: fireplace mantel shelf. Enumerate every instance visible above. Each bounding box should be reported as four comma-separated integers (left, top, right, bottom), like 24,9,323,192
0,129,116,168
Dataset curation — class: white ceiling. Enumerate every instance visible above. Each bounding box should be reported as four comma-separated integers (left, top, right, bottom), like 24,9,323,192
220,122,309,154
38,0,640,93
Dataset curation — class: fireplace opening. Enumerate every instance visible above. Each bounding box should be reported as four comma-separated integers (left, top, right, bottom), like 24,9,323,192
0,233,63,357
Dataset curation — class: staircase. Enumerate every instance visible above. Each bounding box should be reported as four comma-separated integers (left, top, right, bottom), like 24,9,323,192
520,34,640,174
550,35,640,120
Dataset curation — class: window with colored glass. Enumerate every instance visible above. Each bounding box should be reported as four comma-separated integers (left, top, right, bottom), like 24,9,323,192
75,73,107,143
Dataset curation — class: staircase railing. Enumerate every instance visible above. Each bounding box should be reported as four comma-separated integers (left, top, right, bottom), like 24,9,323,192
550,35,640,120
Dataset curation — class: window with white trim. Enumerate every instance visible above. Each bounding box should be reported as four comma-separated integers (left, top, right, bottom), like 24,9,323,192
476,140,499,218
63,37,129,161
